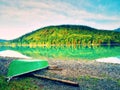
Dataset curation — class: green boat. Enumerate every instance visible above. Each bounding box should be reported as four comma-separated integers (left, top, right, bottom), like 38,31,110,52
7,59,48,81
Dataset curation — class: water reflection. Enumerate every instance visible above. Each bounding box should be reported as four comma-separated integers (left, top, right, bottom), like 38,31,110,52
0,46,120,61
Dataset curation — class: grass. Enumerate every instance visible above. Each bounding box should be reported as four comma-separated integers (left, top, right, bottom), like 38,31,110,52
0,75,40,90
77,75,120,90
0,74,120,90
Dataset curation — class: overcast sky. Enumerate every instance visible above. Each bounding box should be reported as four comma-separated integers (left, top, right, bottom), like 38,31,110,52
0,0,120,40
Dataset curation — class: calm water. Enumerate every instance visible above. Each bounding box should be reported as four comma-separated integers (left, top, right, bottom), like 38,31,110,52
0,46,120,61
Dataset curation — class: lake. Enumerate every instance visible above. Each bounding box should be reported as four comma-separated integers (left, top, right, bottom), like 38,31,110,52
0,46,120,62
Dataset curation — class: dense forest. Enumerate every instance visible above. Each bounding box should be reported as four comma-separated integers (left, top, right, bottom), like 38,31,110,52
1,25,120,47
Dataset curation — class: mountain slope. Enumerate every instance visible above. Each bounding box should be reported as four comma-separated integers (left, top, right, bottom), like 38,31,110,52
0,39,6,42
6,25,120,46
114,28,120,32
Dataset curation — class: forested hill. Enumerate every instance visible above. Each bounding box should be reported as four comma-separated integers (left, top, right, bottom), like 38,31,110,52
3,25,120,46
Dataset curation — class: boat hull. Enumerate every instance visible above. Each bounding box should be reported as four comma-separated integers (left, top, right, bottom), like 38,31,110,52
7,59,49,78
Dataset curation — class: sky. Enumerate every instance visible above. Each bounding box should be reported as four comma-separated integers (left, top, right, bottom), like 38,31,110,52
0,0,120,40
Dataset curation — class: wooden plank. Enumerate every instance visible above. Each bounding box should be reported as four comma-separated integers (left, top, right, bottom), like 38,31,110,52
48,65,58,68
48,68,63,71
48,67,63,71
48,65,63,71
33,74,79,87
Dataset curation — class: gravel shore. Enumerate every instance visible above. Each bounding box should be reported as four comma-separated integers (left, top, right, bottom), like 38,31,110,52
48,59,120,79
0,57,120,90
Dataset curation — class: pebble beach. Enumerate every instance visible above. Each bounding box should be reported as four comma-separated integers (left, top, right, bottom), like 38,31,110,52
0,57,120,90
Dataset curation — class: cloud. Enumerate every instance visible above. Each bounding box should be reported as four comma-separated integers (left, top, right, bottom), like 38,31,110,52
1,0,119,23
0,0,120,39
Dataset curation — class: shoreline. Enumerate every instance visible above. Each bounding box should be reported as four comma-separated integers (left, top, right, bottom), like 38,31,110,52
0,57,120,90
96,57,120,64
0,56,120,80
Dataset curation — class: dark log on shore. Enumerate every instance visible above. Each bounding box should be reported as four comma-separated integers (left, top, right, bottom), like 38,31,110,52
33,74,79,87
